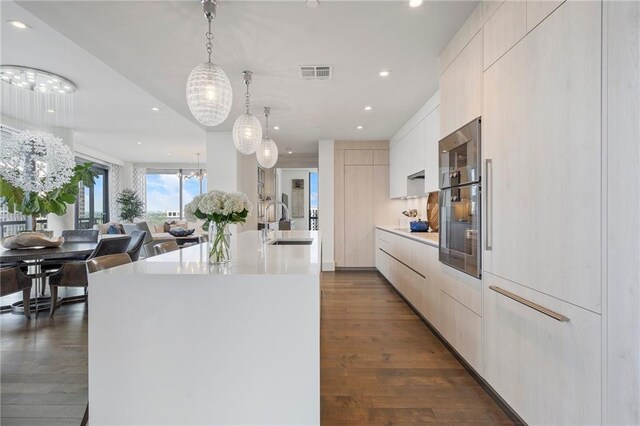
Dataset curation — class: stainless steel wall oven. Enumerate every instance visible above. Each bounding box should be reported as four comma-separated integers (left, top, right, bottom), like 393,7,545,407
438,117,481,278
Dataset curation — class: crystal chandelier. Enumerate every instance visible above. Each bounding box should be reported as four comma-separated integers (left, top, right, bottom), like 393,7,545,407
186,0,232,127
232,71,262,154
0,66,77,94
0,130,75,193
256,107,278,169
177,153,207,181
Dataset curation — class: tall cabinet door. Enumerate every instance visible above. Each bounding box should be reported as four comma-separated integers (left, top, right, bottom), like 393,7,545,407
483,1,601,312
344,165,374,266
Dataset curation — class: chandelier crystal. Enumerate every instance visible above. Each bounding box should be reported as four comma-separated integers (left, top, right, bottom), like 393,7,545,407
232,71,262,154
0,130,75,193
256,106,279,169
186,0,232,127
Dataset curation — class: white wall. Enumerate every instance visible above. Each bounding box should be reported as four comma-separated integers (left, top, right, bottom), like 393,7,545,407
206,131,238,193
318,140,335,271
277,168,316,231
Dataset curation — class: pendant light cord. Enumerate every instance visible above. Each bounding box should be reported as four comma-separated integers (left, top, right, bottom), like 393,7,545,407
206,18,213,63
264,107,270,139
245,80,251,114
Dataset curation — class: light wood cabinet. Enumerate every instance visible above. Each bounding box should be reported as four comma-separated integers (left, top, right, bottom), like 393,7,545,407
483,272,601,425
483,0,602,313
526,0,564,32
439,290,482,372
374,229,481,373
344,165,374,267
335,142,392,267
344,149,373,166
423,106,440,193
483,0,526,70
389,141,405,199
439,31,483,138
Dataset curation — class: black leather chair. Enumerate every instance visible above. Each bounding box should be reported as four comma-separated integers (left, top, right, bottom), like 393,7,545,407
126,231,146,261
61,229,99,243
0,267,33,319
47,236,131,316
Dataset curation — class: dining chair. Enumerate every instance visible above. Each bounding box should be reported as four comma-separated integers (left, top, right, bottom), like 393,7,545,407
154,241,180,255
47,235,131,316
61,229,99,243
87,253,132,273
126,230,146,261
0,266,33,319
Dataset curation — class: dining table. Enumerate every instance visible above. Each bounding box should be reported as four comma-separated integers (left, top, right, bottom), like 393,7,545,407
0,242,98,315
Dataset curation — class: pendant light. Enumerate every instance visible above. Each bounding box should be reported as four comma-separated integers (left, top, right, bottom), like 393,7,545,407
186,0,232,127
256,106,278,169
232,71,262,154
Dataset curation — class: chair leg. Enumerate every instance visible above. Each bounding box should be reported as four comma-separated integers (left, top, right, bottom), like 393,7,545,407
49,286,58,317
22,288,31,320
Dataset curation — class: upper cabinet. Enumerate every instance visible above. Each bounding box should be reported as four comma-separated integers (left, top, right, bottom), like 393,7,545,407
423,107,439,193
483,0,526,69
439,28,483,138
389,92,440,198
526,0,564,31
483,0,602,313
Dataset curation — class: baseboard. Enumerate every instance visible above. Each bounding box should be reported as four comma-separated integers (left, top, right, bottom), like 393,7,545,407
321,261,335,271
375,270,527,426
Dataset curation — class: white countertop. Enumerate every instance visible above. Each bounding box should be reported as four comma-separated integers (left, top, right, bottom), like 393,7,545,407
95,230,321,276
376,226,439,248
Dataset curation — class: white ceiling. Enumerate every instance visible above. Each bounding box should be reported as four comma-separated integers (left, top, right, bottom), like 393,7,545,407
4,0,477,161
1,1,207,164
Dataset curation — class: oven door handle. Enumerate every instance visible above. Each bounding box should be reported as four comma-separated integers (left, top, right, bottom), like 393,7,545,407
485,159,493,251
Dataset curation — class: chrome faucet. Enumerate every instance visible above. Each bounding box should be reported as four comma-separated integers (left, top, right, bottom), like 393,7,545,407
263,201,292,243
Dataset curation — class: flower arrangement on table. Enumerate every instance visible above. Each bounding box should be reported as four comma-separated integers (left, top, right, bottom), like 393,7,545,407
184,190,252,264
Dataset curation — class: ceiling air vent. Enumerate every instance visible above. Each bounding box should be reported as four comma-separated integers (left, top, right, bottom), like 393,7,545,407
300,65,332,80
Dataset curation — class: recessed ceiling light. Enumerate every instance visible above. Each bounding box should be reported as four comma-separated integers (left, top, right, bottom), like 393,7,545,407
273,126,280,130
409,0,423,7
8,20,30,29
47,109,55,113
166,152,171,156
137,141,143,145
364,106,372,111
151,107,160,111
379,70,390,77
287,148,293,154
357,125,363,130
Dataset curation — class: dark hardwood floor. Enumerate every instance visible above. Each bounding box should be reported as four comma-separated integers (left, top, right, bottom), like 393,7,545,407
1,271,512,425
321,271,513,424
0,289,87,426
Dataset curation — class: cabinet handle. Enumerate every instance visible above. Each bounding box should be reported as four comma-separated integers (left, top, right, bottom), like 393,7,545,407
485,159,493,251
489,286,570,322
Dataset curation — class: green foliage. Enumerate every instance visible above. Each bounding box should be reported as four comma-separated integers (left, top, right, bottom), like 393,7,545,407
116,188,145,223
196,209,250,232
0,162,97,230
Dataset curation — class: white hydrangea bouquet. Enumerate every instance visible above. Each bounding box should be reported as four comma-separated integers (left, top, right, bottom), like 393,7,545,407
185,190,252,264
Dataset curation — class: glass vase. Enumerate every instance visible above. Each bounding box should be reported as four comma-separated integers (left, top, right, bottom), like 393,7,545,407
208,222,231,265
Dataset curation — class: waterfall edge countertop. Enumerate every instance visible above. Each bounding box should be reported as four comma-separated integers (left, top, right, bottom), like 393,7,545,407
376,226,439,248
92,230,321,276
88,230,321,425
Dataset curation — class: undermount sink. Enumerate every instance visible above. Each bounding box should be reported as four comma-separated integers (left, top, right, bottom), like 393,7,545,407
270,238,313,246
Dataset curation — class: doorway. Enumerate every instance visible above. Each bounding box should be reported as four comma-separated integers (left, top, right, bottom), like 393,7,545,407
275,168,318,231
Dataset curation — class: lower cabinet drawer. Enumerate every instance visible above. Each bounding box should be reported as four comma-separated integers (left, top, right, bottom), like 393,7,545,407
439,291,482,372
483,273,601,425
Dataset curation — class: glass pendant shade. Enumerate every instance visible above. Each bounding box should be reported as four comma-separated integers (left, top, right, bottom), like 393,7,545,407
256,138,278,169
232,113,262,154
186,63,233,127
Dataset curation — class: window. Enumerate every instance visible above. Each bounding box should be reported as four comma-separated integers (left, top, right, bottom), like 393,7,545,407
76,164,109,229
145,169,206,226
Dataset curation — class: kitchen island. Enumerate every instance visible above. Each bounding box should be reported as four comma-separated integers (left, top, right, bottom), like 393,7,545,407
88,230,321,425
